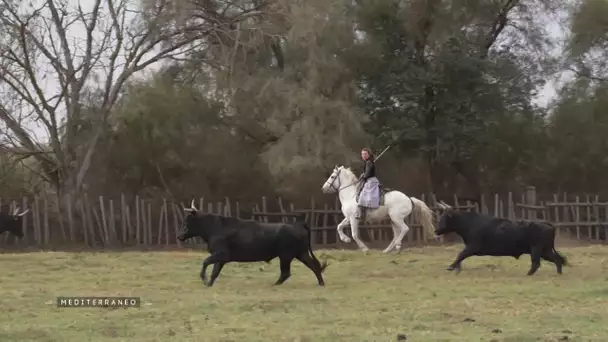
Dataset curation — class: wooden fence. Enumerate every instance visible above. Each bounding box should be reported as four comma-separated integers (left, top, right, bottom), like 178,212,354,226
0,186,607,249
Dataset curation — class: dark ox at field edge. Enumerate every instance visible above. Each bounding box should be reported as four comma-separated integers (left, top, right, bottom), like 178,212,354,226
178,201,328,287
435,202,568,276
0,207,29,238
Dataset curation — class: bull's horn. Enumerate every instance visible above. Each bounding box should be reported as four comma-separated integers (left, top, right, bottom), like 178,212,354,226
436,201,450,210
190,199,198,211
12,207,20,215
16,209,30,216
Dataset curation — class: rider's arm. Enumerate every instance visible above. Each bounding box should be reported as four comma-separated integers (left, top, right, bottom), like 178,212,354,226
360,160,374,180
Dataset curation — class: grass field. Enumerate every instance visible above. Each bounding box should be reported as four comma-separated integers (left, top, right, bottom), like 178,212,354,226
1,244,608,342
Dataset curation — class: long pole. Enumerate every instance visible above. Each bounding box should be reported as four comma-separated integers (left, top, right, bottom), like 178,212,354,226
353,145,392,187
374,145,392,161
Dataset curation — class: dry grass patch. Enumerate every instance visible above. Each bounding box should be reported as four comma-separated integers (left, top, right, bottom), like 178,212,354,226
1,245,608,341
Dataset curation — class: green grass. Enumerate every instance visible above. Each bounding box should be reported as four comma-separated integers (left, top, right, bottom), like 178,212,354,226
1,245,608,341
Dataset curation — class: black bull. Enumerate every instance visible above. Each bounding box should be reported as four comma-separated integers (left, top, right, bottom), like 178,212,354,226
435,209,568,275
177,205,328,287
0,208,29,237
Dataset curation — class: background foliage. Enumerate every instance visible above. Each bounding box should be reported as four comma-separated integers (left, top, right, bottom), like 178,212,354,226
1,0,607,202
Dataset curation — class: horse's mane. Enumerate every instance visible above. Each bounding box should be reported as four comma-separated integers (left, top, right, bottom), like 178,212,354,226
337,166,357,182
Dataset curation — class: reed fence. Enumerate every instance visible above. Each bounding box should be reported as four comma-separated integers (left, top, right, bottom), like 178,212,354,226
1,186,607,248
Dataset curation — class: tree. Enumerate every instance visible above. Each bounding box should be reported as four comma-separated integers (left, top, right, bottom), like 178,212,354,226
166,0,369,193
348,0,556,195
543,80,608,192
565,0,608,83
92,71,276,200
0,0,267,199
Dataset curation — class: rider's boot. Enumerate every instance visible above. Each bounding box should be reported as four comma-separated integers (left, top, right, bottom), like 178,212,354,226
355,205,367,223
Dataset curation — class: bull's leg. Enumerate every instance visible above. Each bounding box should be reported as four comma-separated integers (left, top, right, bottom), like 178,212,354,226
206,262,226,287
448,246,477,273
540,251,562,274
527,246,542,276
336,217,351,243
274,256,294,285
296,253,325,286
200,253,227,286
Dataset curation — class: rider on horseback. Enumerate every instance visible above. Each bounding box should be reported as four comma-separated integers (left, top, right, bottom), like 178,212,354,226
355,148,381,223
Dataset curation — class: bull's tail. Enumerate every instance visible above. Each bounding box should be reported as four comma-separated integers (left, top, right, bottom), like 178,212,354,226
547,222,569,267
410,197,436,240
553,247,569,266
302,220,328,273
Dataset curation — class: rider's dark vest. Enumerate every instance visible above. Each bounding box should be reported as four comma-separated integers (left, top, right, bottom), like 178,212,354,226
361,159,376,181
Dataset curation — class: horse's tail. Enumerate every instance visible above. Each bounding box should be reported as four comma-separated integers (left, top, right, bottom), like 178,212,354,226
410,197,436,240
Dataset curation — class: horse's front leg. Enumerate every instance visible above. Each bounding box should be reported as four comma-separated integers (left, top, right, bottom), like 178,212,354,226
336,217,351,243
349,218,370,252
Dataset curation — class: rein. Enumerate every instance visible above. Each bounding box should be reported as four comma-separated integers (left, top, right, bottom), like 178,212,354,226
328,168,360,194
338,181,359,191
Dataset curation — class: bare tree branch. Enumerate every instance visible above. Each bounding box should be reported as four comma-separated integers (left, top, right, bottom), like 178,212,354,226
0,0,269,197
481,0,520,57
566,64,608,83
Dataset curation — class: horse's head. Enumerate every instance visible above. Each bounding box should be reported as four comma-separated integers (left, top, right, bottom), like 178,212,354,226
321,165,340,194
321,165,356,194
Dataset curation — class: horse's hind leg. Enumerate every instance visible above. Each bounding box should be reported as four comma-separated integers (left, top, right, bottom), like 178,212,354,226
382,223,400,253
392,219,411,253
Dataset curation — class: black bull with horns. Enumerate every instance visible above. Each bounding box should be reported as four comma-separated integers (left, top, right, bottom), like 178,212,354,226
177,200,328,287
434,201,568,276
0,207,30,237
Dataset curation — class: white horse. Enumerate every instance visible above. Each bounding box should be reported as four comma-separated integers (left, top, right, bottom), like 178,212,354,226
321,165,436,253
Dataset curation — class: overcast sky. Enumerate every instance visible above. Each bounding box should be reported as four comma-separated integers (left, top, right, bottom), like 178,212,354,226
4,0,571,144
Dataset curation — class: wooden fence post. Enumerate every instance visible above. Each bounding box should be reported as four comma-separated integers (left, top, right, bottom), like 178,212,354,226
5,190,608,249
525,186,537,220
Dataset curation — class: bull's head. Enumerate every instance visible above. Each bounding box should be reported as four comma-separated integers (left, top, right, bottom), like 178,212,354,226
2,207,30,238
434,201,455,236
178,200,199,242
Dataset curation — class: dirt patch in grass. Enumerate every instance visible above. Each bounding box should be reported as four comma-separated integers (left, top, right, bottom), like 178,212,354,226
1,245,607,341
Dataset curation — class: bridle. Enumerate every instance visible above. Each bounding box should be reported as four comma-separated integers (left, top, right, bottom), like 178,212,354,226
326,168,359,192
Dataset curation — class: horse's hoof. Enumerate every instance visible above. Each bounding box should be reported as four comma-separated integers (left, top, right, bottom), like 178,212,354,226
446,266,455,271
342,237,352,243
362,248,370,254
382,246,397,253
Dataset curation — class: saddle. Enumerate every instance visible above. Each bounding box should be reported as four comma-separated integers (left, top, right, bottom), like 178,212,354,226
379,184,391,206
356,182,391,207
